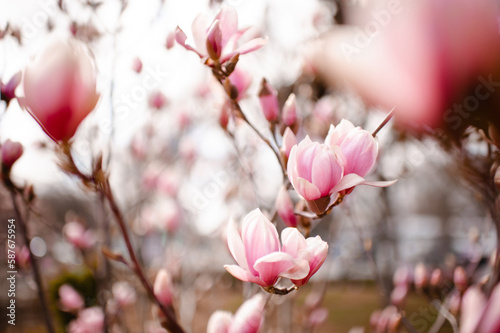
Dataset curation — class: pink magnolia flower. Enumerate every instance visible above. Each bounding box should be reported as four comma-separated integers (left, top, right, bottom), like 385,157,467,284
0,71,21,106
23,39,100,142
175,7,266,64
275,186,297,228
287,136,351,214
166,31,175,50
59,284,84,312
325,119,377,177
224,209,309,287
63,221,95,250
154,269,174,307
68,307,104,333
207,294,265,333
281,228,328,287
308,0,500,129
1,139,23,169
258,78,279,123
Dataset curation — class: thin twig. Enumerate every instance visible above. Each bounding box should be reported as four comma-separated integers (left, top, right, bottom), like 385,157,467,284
372,108,395,137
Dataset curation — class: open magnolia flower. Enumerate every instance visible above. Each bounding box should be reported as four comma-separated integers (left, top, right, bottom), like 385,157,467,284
224,209,328,289
175,6,267,64
288,119,395,214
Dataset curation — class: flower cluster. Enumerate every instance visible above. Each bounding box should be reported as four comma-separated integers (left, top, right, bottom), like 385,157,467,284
224,209,328,289
287,119,395,215
175,7,266,65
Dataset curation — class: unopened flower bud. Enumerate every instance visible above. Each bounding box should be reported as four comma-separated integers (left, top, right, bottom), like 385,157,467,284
1,139,23,170
430,268,443,289
59,284,84,312
369,310,382,331
166,31,175,50
414,263,429,290
207,311,232,333
393,266,411,287
0,71,21,106
388,312,402,333
258,78,279,123
476,283,500,333
275,186,297,228
154,269,174,307
280,127,297,166
390,284,408,308
220,100,231,130
132,57,143,73
448,291,461,316
282,93,298,127
454,266,468,293
149,91,168,110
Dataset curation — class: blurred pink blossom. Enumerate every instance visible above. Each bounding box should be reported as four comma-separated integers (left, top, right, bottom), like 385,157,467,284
154,269,174,307
58,284,84,312
23,39,100,142
224,209,309,287
132,57,143,73
460,286,487,333
166,31,175,50
413,263,429,290
228,67,251,101
0,71,21,105
207,311,233,333
149,91,168,110
476,283,500,333
68,307,104,333
282,93,298,127
280,127,297,166
63,221,95,250
309,0,500,129
1,139,23,169
175,7,266,64
258,78,279,123
112,281,136,307
229,294,265,333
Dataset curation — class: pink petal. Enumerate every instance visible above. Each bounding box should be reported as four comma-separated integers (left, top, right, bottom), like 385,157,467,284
330,173,365,194
174,27,203,57
311,149,343,196
241,209,280,273
221,37,267,63
296,177,322,201
226,219,249,270
224,265,266,287
281,228,307,257
360,179,397,187
216,6,238,47
253,252,308,286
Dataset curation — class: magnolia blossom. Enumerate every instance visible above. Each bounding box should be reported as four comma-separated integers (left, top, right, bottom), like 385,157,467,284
224,209,309,287
460,286,487,333
475,283,500,333
228,67,251,101
23,39,100,142
59,284,84,312
288,120,395,214
175,7,266,64
68,307,104,333
225,209,328,288
207,294,265,333
1,139,23,169
111,281,136,307
149,91,168,110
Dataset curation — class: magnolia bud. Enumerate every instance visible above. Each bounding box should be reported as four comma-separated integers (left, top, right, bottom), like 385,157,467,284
390,284,408,308
414,263,429,290
393,266,411,287
207,311,232,333
454,266,468,293
132,57,143,73
58,284,84,312
281,93,298,128
0,71,21,106
280,127,297,166
275,186,297,228
258,78,279,123
460,286,486,333
149,91,168,110
430,268,443,289
166,31,175,50
1,139,23,170
154,269,174,307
